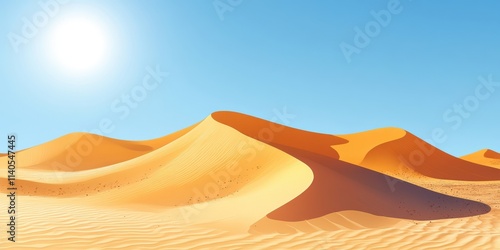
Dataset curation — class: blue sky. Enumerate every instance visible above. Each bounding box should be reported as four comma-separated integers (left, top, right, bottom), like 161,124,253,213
1,0,499,156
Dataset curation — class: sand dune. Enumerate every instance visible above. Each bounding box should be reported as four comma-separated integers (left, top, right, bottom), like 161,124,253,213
0,115,313,231
212,112,491,225
1,124,196,172
211,111,347,159
1,111,499,249
461,149,500,169
332,128,500,181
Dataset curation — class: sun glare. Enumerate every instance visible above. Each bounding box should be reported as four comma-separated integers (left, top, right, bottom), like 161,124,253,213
46,15,110,75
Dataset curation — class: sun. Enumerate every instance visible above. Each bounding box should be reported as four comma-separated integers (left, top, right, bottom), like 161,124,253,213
46,14,110,75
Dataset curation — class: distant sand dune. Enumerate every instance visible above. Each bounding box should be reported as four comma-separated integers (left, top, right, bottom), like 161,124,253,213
333,129,500,181
5,124,196,172
461,149,500,169
485,149,500,159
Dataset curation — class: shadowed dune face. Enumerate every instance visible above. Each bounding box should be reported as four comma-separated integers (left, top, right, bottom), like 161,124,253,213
249,210,405,233
212,111,491,222
214,111,500,181
211,112,347,159
485,149,500,159
265,147,490,221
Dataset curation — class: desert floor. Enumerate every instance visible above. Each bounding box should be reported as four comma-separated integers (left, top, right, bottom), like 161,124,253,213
0,180,497,250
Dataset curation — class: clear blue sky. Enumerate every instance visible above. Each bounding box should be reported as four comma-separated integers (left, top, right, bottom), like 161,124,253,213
1,0,499,156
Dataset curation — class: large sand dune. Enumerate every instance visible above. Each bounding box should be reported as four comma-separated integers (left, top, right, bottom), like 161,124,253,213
1,111,499,249
212,112,491,226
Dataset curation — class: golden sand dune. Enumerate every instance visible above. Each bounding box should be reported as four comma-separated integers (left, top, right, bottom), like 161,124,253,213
1,111,499,249
0,115,312,231
461,149,500,169
333,128,500,181
2,124,195,172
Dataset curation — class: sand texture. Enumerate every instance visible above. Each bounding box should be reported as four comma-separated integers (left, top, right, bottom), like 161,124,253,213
1,111,499,249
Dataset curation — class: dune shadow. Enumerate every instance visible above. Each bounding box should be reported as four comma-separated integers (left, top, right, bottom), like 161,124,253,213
212,111,491,222
266,146,490,221
485,149,500,159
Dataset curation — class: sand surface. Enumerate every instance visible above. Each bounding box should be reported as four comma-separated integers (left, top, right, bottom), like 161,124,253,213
1,111,499,249
461,149,500,169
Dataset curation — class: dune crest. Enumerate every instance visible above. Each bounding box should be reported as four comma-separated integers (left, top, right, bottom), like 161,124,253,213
212,111,347,159
1,124,196,172
461,149,500,169
333,130,500,181
333,127,407,164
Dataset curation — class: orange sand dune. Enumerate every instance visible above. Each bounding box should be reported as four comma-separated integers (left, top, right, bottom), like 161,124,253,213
212,111,347,159
461,149,500,169
0,124,196,172
212,112,490,223
332,128,500,181
485,149,500,159
214,112,500,181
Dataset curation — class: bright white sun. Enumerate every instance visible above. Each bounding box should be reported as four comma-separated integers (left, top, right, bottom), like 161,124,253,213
47,15,110,74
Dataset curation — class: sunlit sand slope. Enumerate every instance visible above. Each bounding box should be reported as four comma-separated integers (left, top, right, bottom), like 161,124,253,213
0,124,196,172
461,149,500,169
0,115,314,231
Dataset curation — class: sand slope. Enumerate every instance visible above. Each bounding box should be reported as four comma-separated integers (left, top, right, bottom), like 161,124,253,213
1,124,196,172
461,149,500,169
332,128,500,181
0,115,314,231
